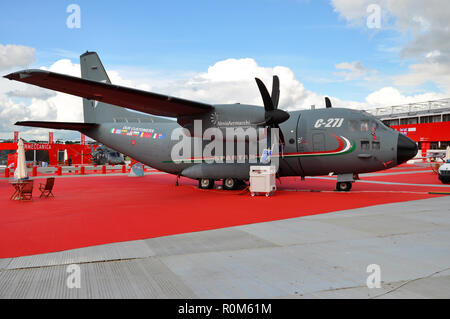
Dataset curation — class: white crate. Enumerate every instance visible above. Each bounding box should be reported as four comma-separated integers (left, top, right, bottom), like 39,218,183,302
249,165,276,196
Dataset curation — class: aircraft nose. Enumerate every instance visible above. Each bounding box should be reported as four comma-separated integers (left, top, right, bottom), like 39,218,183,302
397,133,418,164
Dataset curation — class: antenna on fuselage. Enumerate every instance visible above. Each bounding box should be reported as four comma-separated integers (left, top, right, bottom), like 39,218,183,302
325,97,332,108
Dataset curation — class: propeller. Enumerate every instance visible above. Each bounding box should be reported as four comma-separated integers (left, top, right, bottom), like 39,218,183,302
254,75,290,146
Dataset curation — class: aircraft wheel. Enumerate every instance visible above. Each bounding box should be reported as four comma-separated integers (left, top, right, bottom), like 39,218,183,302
223,178,237,190
336,182,352,192
199,178,214,189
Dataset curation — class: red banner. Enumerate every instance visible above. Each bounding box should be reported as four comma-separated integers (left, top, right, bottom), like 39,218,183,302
392,122,450,142
14,131,19,143
49,132,54,144
24,143,52,150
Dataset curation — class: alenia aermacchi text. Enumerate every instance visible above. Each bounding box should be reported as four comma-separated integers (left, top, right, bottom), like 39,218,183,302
4,51,418,191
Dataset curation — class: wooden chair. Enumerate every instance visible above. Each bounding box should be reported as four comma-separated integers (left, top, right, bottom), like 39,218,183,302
39,177,55,198
20,180,34,201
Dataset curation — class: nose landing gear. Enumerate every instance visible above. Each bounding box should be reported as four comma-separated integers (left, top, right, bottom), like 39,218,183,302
336,181,352,192
335,173,356,192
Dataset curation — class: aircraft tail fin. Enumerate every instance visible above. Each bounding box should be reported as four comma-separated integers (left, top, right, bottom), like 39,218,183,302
80,51,152,123
80,51,112,84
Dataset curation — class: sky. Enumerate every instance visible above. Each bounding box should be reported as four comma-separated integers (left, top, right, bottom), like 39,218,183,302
0,0,449,140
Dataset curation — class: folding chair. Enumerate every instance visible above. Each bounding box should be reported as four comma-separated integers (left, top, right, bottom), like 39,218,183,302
20,180,34,201
39,177,55,198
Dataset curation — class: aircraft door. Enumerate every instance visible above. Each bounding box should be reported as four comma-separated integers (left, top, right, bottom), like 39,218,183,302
297,112,329,175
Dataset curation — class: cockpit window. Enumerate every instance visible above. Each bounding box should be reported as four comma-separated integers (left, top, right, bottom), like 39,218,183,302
349,118,386,132
360,120,370,132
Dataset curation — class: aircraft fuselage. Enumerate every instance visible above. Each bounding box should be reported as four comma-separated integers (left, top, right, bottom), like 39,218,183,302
82,106,416,180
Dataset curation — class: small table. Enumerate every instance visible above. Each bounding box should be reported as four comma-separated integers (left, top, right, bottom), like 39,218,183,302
10,181,27,200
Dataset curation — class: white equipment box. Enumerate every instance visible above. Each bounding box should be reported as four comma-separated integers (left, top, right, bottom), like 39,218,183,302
249,165,276,197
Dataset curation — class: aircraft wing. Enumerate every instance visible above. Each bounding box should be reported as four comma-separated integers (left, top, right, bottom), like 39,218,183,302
4,70,212,118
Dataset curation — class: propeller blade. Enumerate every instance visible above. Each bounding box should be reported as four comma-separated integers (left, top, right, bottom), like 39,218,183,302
267,124,285,145
271,75,280,109
255,77,274,112
274,124,286,145
325,97,332,108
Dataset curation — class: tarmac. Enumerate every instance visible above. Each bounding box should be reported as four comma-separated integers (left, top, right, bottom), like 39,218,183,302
0,166,449,299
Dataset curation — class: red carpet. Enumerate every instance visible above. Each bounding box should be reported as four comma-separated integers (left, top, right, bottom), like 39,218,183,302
0,170,447,258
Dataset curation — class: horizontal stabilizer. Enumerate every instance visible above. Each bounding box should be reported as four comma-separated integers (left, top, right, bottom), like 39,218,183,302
5,70,212,118
15,121,98,131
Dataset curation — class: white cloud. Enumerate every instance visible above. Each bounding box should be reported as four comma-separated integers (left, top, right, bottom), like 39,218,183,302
365,86,447,107
334,61,374,80
394,57,450,90
331,0,369,25
169,58,326,109
6,86,56,99
331,0,450,91
0,44,35,71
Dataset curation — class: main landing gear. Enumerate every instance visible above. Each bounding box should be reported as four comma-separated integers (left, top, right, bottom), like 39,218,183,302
198,178,246,190
198,178,214,189
223,178,237,190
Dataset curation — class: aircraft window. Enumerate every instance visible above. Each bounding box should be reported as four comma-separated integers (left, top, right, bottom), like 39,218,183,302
349,120,359,132
360,120,370,132
372,141,380,150
361,140,370,150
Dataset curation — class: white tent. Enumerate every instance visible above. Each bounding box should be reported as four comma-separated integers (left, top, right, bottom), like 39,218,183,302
14,139,28,180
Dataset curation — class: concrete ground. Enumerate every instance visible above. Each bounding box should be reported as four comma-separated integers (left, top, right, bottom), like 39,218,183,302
1,195,449,299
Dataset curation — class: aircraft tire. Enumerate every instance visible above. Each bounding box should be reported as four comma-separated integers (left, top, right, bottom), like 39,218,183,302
336,182,352,192
199,178,214,189
223,178,237,190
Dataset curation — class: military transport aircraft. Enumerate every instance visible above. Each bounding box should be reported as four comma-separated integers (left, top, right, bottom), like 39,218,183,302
4,51,418,191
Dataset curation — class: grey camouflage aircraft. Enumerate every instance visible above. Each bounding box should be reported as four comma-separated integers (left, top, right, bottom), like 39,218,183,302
4,51,418,191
